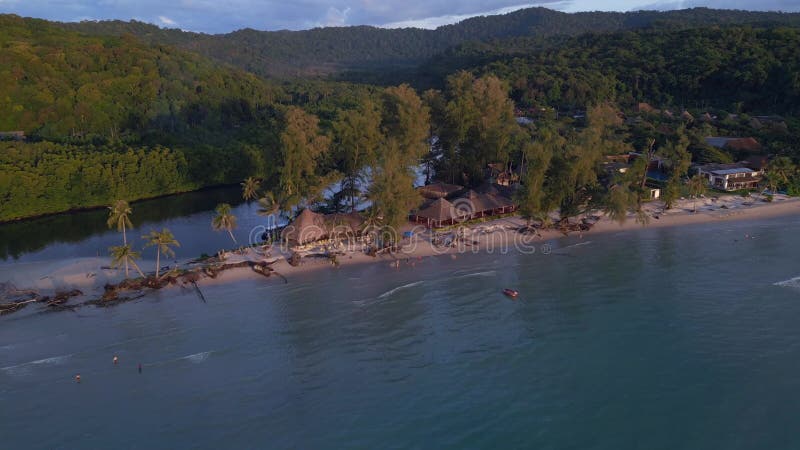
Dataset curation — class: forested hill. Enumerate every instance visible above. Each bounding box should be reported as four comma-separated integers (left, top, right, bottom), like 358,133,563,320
0,15,289,221
0,14,283,140
56,8,800,79
419,26,800,115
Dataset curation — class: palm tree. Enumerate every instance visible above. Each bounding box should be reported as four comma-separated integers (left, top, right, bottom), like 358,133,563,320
107,200,133,244
687,173,707,213
107,200,133,275
143,228,180,278
241,177,261,203
765,157,796,193
212,203,238,244
257,192,279,218
109,245,145,278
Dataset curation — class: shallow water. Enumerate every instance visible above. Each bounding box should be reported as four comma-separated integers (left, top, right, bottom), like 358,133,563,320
2,215,800,449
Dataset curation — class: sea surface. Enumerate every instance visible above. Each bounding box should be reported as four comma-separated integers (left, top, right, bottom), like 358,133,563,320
2,196,800,449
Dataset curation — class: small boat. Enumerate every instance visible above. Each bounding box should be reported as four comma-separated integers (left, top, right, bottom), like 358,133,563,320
502,288,519,298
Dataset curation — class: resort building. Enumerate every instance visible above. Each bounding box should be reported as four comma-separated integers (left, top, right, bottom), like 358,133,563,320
411,198,464,228
281,209,365,247
411,185,517,229
695,163,763,191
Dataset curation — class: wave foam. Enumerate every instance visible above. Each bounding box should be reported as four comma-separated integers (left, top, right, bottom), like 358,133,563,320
560,241,593,251
181,351,212,363
775,276,800,290
0,354,73,376
378,281,424,299
454,270,496,279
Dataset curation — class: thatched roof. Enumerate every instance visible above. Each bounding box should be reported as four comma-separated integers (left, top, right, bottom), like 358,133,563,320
326,212,364,235
281,209,327,245
415,198,459,222
457,190,515,214
417,182,463,199
681,110,695,121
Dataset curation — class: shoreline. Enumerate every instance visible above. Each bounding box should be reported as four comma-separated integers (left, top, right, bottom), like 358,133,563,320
250,194,800,281
2,194,799,313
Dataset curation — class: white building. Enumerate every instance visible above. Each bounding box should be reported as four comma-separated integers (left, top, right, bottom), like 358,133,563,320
696,164,763,191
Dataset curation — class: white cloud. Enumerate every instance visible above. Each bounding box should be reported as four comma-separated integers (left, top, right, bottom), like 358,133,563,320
380,2,571,29
158,15,177,26
320,6,351,27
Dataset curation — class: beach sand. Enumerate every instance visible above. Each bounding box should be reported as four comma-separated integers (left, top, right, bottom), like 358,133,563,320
3,194,799,303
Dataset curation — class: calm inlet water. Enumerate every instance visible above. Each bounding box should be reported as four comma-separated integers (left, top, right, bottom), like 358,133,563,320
2,201,800,448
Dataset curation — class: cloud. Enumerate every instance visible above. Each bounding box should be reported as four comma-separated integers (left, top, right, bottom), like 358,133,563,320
632,0,800,11
158,15,177,26
1,0,798,33
320,6,351,27
381,2,571,29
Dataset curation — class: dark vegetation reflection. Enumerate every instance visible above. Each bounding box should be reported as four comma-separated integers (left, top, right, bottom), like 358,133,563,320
0,186,243,261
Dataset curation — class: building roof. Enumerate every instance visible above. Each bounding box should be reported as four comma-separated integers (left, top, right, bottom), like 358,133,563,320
417,182,463,199
704,137,761,152
327,212,364,234
710,168,758,176
415,198,459,222
458,190,515,213
725,137,761,152
281,209,327,245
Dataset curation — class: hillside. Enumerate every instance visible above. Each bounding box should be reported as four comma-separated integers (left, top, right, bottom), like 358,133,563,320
0,15,288,221
420,26,800,114
57,8,800,79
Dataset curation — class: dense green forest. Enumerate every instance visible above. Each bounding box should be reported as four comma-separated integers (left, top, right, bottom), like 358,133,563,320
58,8,800,79
1,9,800,224
0,15,375,220
421,27,800,114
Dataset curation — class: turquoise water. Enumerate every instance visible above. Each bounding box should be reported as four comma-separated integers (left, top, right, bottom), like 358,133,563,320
2,214,800,449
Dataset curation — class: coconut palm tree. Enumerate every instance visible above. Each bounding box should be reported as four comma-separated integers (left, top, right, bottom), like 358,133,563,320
256,192,280,218
241,177,261,203
212,203,238,244
687,173,707,213
107,200,133,275
109,245,145,278
143,228,180,278
107,200,133,244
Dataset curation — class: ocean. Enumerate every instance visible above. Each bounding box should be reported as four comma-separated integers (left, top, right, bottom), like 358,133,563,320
2,201,800,449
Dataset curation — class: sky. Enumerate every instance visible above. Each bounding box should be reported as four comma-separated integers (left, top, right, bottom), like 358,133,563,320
1,0,798,33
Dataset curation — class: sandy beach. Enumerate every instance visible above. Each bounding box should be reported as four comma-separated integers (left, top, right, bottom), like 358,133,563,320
2,193,799,306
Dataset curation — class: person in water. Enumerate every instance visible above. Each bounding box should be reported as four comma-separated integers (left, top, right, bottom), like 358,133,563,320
138,363,142,374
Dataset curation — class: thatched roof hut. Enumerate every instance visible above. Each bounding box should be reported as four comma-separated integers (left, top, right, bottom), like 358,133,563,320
281,209,327,245
456,190,516,217
412,198,462,228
